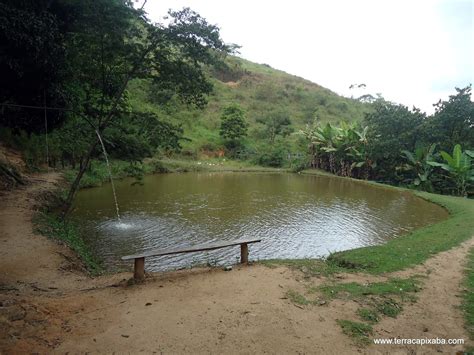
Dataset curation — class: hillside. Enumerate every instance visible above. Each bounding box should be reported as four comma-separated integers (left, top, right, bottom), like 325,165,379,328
128,56,371,155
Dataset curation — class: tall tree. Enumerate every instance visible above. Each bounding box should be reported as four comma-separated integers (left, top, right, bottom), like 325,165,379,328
363,99,425,180
59,1,230,214
256,110,293,144
422,86,474,151
219,104,248,141
0,0,67,131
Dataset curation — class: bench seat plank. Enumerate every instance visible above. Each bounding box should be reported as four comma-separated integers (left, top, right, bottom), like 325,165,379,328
122,238,262,261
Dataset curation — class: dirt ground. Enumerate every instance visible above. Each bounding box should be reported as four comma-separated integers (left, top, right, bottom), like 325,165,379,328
0,172,472,354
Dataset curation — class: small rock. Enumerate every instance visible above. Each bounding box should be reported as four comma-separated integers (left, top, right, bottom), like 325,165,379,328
423,327,429,332
121,334,129,338
223,266,233,271
318,300,327,306
145,302,152,306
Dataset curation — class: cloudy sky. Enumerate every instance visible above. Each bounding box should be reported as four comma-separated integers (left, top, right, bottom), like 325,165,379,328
143,0,473,114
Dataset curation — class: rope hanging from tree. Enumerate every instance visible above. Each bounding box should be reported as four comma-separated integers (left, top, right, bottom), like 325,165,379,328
43,90,49,171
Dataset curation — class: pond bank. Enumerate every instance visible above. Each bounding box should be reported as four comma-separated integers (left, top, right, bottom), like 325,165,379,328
0,171,473,353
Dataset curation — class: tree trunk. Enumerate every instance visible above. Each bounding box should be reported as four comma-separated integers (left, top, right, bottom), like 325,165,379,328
62,140,99,218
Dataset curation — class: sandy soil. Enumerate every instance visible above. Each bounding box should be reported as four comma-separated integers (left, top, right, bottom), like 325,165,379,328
0,173,472,354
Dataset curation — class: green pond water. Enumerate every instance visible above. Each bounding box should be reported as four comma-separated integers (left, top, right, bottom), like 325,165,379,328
71,172,448,271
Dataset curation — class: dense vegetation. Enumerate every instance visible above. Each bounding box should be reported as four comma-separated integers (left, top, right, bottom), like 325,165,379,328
0,0,472,201
300,87,474,196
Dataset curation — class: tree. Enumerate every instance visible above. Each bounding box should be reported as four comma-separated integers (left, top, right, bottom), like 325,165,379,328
363,99,425,181
59,2,231,214
0,0,67,132
256,110,293,144
421,86,474,152
219,104,248,141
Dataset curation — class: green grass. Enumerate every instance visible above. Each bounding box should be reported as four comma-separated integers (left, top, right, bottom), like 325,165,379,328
128,55,371,156
261,258,344,278
357,308,380,323
318,278,421,299
327,192,474,274
156,157,284,173
34,212,102,275
374,298,403,318
62,158,285,190
316,277,419,341
285,289,312,306
463,247,474,340
336,319,373,346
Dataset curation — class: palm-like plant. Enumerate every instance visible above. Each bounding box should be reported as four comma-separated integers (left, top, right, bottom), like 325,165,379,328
428,144,474,196
400,143,437,191
300,121,373,178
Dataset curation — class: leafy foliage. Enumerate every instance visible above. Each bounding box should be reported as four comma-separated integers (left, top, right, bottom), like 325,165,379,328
256,110,293,144
428,144,474,196
399,143,437,191
219,104,248,141
0,0,67,131
300,121,373,178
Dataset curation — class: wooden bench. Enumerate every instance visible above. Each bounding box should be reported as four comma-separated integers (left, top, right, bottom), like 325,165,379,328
122,238,262,280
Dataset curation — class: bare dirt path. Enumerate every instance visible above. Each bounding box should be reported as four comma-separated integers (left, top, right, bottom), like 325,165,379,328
0,173,472,354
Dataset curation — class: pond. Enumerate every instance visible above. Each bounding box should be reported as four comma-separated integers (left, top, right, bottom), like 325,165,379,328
71,172,448,272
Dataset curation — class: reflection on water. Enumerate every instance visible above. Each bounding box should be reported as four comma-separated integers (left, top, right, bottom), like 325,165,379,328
71,172,448,271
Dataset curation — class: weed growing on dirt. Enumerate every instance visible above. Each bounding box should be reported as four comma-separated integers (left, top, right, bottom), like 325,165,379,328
357,308,380,324
317,278,421,299
337,319,373,346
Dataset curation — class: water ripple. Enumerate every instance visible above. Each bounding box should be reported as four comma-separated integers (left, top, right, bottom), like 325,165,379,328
72,173,448,272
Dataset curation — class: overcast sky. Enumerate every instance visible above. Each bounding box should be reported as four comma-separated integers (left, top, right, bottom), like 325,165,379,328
143,0,473,114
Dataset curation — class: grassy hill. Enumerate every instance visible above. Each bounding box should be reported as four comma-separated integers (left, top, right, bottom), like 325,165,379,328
128,56,371,157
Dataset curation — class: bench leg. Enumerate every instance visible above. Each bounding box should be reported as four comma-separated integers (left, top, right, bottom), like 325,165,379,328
134,257,145,281
240,243,249,264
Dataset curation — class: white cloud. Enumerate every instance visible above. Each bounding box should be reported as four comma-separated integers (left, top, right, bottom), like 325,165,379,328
142,0,473,113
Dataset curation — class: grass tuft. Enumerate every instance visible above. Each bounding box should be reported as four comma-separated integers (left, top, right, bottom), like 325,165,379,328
285,289,312,305
357,308,380,323
318,278,421,300
261,258,344,278
337,319,373,346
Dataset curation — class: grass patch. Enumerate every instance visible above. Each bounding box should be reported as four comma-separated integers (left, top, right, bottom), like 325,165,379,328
327,192,474,274
357,308,380,323
157,157,284,173
261,258,344,278
337,319,373,346
374,298,402,318
463,247,474,340
285,289,312,305
34,212,102,275
318,278,421,300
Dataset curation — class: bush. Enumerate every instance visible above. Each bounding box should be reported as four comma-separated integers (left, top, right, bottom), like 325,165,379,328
151,160,170,173
255,145,286,167
290,157,308,173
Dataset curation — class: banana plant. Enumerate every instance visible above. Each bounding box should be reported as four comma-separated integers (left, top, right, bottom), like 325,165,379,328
428,144,474,196
400,143,437,191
